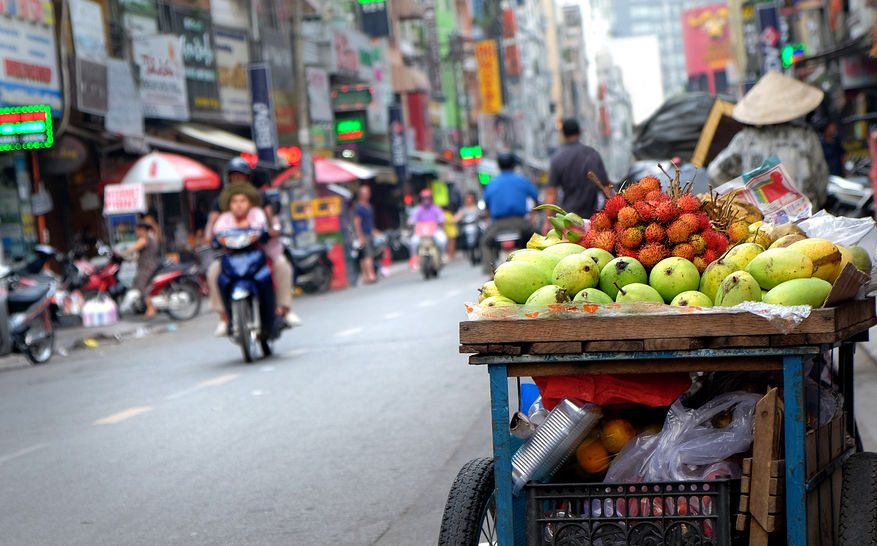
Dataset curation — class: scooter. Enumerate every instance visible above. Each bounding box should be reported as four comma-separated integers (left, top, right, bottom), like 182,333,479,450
0,257,56,364
415,221,443,280
283,238,334,294
826,174,874,218
457,217,485,266
216,228,282,363
117,259,203,321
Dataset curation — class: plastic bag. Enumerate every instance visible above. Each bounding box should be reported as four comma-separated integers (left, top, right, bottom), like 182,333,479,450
799,210,877,273
605,391,762,483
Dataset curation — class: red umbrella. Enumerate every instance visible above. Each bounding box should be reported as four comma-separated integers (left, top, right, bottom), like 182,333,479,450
101,151,220,193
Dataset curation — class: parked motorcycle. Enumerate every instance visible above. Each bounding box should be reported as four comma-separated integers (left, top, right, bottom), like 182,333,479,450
0,254,57,364
283,238,334,294
415,221,443,279
826,174,874,218
216,228,282,363
117,258,203,321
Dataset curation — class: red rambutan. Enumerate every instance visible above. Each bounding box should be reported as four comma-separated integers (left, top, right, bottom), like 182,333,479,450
666,220,691,244
692,256,708,274
634,201,655,222
703,230,729,254
622,183,648,204
591,230,616,253
644,223,666,243
582,228,598,248
688,234,706,255
621,227,644,249
675,194,700,213
590,211,612,231
638,175,661,193
702,249,718,264
603,195,627,220
616,206,640,228
695,212,712,231
672,243,695,261
655,201,681,223
614,243,638,258
678,213,699,232
638,243,669,268
646,190,670,204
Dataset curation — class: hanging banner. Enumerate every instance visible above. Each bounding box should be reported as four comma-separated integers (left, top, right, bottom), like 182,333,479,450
105,58,144,136
360,0,390,38
69,0,108,115
756,4,782,75
475,40,502,114
248,64,278,166
389,104,407,183
0,17,62,111
261,28,296,141
169,7,220,120
306,67,332,122
502,9,522,77
422,1,443,98
132,34,189,120
215,27,251,124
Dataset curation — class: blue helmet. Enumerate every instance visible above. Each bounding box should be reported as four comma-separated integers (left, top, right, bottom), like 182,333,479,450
226,157,253,176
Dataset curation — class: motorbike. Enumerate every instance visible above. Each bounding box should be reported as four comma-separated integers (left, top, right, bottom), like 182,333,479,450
826,174,874,218
457,217,485,266
282,237,334,294
0,248,57,364
117,258,203,321
216,228,282,363
415,221,443,279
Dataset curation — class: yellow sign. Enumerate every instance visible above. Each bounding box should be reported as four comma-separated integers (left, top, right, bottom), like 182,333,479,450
475,40,502,114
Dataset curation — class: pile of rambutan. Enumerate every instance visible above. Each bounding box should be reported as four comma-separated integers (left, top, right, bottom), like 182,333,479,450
583,175,729,273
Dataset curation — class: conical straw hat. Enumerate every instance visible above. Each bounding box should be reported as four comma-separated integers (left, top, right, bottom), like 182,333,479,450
732,71,824,125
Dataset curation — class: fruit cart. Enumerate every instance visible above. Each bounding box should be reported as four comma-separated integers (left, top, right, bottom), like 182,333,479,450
440,297,877,545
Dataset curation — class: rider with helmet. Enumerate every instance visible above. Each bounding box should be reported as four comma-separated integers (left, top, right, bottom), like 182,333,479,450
205,158,301,336
408,189,448,255
481,152,538,273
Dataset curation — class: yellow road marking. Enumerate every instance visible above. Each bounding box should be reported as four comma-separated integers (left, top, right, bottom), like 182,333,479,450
199,373,240,387
93,406,152,425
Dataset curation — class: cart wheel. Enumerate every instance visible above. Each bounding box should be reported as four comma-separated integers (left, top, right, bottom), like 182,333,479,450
438,457,497,546
839,452,877,545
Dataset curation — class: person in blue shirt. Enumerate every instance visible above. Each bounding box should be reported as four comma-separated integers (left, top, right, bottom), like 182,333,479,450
481,153,538,273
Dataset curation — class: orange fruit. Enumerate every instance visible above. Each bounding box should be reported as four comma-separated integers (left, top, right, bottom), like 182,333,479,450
576,438,610,475
601,419,637,454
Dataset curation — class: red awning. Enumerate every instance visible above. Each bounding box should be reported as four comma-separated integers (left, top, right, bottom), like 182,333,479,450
100,151,220,193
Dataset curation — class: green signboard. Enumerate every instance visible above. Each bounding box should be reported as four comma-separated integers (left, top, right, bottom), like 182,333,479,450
0,105,53,151
335,117,365,142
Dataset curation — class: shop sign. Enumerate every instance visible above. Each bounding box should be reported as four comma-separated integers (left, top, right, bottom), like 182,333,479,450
335,116,365,142
841,56,877,89
260,28,296,140
359,0,389,38
215,27,251,124
334,30,359,75
0,0,53,23
0,17,62,111
306,67,332,122
0,105,53,151
502,9,522,77
210,0,248,29
69,0,108,115
39,134,86,175
103,183,146,216
105,58,144,137
132,34,189,121
756,4,782,74
422,2,443,98
170,8,220,120
475,40,502,114
389,104,407,182
247,64,278,166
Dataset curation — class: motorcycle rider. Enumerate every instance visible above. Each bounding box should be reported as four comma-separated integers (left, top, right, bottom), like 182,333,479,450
121,222,159,320
408,189,447,256
481,153,538,273
206,159,300,336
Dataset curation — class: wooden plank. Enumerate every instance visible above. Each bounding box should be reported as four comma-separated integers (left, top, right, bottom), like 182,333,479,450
739,494,749,512
736,513,749,532
806,417,845,546
743,457,752,475
504,356,783,377
770,459,784,477
770,333,808,347
583,340,644,352
487,344,521,356
750,388,782,545
643,338,694,351
707,336,771,349
527,341,582,354
741,476,750,494
459,344,489,354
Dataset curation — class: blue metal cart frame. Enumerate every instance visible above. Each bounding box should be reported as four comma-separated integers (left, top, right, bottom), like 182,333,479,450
469,340,863,545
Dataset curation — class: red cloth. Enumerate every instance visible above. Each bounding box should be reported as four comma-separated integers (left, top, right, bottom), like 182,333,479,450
534,373,691,410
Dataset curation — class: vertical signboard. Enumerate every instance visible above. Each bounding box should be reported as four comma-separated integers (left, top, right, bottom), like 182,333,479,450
422,1,443,98
0,16,62,111
389,105,407,183
682,4,731,94
756,4,782,75
105,58,144,136
215,27,251,124
261,28,296,142
132,34,189,120
475,40,502,114
306,67,332,122
170,8,220,120
69,0,108,114
248,64,278,166
360,0,390,38
502,9,522,76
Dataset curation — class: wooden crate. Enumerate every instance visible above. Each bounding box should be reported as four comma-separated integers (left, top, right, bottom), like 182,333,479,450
460,297,876,355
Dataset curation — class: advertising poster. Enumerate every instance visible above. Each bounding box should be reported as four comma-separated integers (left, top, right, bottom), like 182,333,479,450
0,17,62,111
306,67,331,122
169,7,220,120
682,4,731,95
475,40,502,114
105,58,144,136
248,64,278,166
756,4,782,74
215,27,251,124
69,0,107,114
132,34,189,120
389,105,407,183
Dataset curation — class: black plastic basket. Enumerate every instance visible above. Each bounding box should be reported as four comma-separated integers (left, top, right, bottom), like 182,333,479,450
526,479,736,546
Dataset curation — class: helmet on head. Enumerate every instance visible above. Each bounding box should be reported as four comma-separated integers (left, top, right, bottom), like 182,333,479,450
226,157,253,177
498,152,518,171
419,188,433,198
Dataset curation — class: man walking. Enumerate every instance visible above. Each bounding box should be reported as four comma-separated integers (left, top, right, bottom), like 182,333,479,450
481,153,538,273
544,119,610,227
353,185,377,284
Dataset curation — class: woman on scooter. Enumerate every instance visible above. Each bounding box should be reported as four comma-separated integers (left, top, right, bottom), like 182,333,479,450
210,183,296,335
122,222,159,319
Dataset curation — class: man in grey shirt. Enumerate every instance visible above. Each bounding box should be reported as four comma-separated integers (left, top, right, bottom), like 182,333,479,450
544,119,610,225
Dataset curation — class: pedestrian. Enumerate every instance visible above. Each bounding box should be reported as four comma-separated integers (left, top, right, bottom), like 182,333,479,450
481,153,538,273
819,121,845,177
122,222,159,320
708,71,829,211
353,184,378,284
140,207,161,245
544,118,610,229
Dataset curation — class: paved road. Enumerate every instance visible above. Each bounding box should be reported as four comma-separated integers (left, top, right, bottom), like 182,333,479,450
0,261,493,545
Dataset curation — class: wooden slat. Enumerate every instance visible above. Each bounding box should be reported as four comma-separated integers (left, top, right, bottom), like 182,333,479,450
527,341,582,354
504,356,783,377
806,417,845,546
743,458,752,475
739,495,781,514
736,513,749,532
583,340,644,352
459,344,489,354
750,388,782,544
487,344,521,355
708,336,771,348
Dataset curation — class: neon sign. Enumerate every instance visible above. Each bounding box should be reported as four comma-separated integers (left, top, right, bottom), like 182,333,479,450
0,105,53,151
335,117,365,142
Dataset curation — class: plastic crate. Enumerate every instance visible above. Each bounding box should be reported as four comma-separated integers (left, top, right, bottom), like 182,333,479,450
526,479,736,546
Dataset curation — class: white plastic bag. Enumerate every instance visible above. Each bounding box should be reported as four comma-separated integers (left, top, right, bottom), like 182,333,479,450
799,210,877,272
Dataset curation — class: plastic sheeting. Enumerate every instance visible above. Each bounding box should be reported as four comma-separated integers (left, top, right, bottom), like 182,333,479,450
633,93,735,162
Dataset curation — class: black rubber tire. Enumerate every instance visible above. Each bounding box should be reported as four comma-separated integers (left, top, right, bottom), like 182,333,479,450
839,452,877,545
438,457,497,546
421,255,433,280
233,299,255,363
166,281,201,321
24,310,54,365
315,263,333,293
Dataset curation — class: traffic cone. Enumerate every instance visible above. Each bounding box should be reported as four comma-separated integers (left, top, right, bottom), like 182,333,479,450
382,246,392,268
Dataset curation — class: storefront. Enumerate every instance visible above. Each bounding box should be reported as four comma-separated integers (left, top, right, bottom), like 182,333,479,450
0,151,38,262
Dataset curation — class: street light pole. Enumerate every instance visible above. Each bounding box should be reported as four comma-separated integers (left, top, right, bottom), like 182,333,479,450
294,0,315,201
